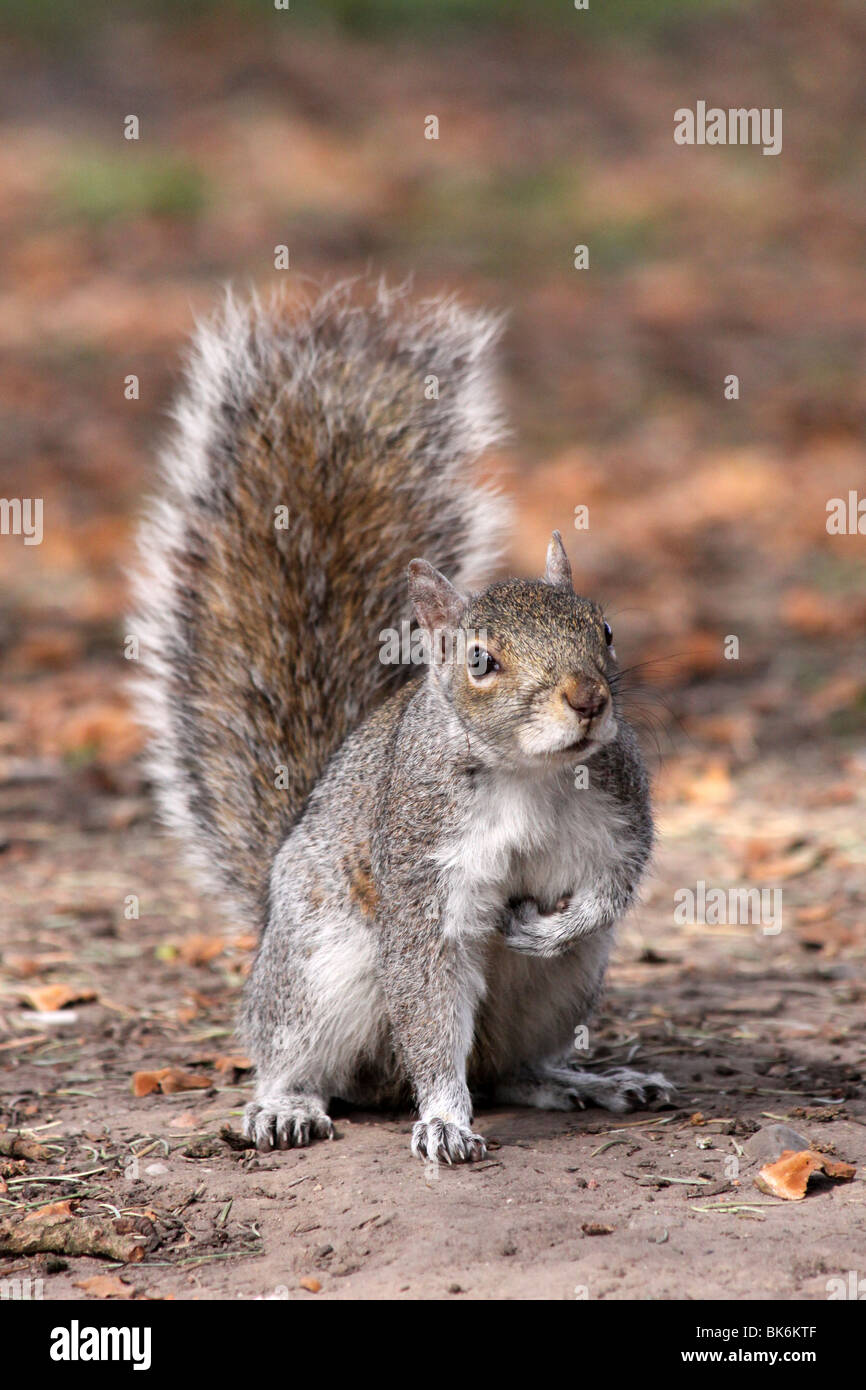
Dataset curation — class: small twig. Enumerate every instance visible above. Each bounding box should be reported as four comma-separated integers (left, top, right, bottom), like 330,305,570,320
590,1138,632,1157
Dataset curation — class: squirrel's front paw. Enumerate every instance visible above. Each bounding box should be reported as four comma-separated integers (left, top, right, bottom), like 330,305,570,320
244,1096,334,1151
411,1117,487,1164
502,898,572,957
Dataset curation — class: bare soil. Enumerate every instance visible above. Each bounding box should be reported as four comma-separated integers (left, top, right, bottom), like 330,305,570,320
1,747,864,1301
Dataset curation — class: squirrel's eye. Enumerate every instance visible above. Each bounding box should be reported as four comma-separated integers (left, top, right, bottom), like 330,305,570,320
603,621,613,646
468,646,500,679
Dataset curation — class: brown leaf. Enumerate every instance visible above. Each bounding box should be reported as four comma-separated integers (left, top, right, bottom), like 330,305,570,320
683,759,733,807
822,1158,857,1180
177,934,226,966
755,1149,857,1201
780,588,850,637
132,1067,212,1097
26,1200,75,1221
58,701,142,763
5,955,55,979
796,899,843,924
132,1070,164,1097
581,1222,614,1236
23,983,97,1011
213,1053,252,1074
168,1111,200,1130
299,1276,322,1292
744,843,822,881
73,1274,134,1299
159,1067,212,1094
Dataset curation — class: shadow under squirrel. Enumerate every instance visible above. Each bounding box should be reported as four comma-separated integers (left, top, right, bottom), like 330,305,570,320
132,282,672,1163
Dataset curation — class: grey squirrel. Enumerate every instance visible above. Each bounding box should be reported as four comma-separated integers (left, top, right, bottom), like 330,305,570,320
132,282,672,1163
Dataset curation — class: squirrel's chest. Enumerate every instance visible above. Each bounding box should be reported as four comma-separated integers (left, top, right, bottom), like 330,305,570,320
443,773,629,912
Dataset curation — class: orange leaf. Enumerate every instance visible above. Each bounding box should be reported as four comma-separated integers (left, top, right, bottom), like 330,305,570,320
132,1069,166,1097
178,934,225,966
25,1200,75,1221
73,1275,134,1299
822,1158,857,1180
159,1067,212,1094
23,984,96,1011
213,1054,252,1074
755,1149,857,1201
132,1067,212,1096
684,759,733,807
299,1277,322,1293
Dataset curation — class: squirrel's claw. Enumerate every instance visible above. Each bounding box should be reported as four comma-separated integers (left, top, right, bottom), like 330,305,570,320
411,1118,487,1165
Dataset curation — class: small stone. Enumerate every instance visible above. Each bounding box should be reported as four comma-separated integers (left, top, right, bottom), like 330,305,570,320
743,1124,810,1163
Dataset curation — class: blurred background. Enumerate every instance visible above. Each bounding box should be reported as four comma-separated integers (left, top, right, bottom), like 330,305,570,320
1,1,864,1005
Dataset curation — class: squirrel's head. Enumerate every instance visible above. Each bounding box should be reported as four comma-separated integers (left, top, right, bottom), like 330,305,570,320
408,532,618,769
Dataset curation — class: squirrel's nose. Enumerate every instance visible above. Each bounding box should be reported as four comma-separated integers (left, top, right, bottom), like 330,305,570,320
562,677,608,721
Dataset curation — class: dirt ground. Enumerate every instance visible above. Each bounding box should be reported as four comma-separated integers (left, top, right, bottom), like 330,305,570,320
1,740,864,1301
1,2,865,1301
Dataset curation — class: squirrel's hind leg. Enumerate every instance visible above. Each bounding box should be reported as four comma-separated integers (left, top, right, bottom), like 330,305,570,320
493,1063,674,1115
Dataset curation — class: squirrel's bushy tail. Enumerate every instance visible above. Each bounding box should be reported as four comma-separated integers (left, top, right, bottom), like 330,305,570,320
131,281,508,927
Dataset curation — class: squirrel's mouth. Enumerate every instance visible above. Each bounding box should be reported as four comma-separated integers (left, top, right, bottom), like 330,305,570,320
549,731,597,758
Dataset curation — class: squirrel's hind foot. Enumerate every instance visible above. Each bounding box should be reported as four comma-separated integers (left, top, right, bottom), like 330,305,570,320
494,1064,675,1115
244,1095,334,1151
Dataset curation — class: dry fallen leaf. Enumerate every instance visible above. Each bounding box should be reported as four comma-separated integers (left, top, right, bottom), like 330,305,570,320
755,1149,857,1201
177,934,226,966
4,953,72,979
780,588,850,637
744,843,822,881
683,759,733,807
132,1067,212,1097
796,899,843,924
169,1111,201,1131
299,1276,322,1293
213,1053,252,1074
822,1158,858,1180
25,1200,75,1221
73,1274,134,1299
23,983,96,1012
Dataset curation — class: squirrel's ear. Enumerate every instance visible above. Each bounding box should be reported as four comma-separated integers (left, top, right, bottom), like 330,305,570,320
544,530,573,590
408,559,466,631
